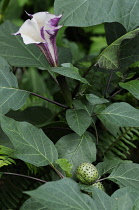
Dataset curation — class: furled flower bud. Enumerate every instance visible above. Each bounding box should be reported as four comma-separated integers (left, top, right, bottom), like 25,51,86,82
13,11,62,67
76,162,99,185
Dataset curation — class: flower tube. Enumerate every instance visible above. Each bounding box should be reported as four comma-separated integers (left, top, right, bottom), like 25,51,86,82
13,12,62,67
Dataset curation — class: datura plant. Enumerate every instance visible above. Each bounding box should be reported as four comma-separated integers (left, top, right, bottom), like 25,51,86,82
13,11,62,67
1,0,139,209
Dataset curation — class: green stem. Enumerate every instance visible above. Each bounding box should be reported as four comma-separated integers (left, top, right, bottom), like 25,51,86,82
50,164,65,179
57,75,73,108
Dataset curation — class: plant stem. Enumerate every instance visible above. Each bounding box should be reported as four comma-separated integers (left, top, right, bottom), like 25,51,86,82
96,177,108,182
72,61,95,98
30,92,68,108
104,72,113,97
1,172,47,183
57,75,72,108
50,164,65,179
109,89,123,99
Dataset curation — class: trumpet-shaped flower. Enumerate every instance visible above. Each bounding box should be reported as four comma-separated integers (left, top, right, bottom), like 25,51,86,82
13,12,62,67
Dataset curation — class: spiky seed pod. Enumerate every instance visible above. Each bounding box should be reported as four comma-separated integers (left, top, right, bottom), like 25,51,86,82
76,162,99,185
92,182,105,191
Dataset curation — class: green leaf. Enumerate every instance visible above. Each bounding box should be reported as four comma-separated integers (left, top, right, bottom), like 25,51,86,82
0,125,13,148
55,0,139,31
56,158,72,177
108,163,139,189
1,116,58,166
95,28,139,70
73,99,94,116
49,63,88,84
0,21,49,69
24,178,95,210
92,188,112,210
112,187,139,206
0,56,29,114
79,185,112,210
66,109,92,136
96,160,131,177
86,94,109,105
58,47,72,64
56,132,96,173
113,194,133,210
97,102,139,127
20,198,47,210
119,80,139,100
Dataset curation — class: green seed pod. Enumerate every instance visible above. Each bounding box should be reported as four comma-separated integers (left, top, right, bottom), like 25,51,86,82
92,182,105,191
76,162,99,185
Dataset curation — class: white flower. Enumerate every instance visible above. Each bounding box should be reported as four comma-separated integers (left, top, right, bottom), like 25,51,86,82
13,12,62,67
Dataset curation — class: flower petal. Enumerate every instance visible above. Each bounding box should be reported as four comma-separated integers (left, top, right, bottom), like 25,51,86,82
48,14,62,26
14,19,44,44
45,25,62,36
32,12,62,28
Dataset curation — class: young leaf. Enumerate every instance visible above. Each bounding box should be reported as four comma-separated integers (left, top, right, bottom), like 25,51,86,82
56,158,72,177
49,63,88,84
1,116,58,167
108,163,139,189
95,28,139,70
66,109,92,136
0,56,29,114
86,94,109,105
97,102,139,127
56,132,96,173
119,80,139,100
55,0,139,31
24,178,95,210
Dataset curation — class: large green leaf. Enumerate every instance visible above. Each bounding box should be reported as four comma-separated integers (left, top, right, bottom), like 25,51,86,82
55,0,139,31
92,188,112,210
0,126,13,148
95,28,139,70
108,163,139,189
49,63,88,84
0,21,49,68
1,116,58,166
113,194,133,210
96,102,139,127
112,187,139,209
0,56,29,114
119,80,139,100
66,109,92,136
23,178,95,210
20,198,47,210
96,160,130,178
55,132,96,172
